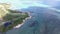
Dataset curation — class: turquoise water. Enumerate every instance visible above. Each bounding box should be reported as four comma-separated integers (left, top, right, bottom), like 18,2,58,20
4,7,60,34
6,11,45,34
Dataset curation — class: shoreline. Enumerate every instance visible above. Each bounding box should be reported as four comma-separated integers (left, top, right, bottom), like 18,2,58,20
13,12,32,29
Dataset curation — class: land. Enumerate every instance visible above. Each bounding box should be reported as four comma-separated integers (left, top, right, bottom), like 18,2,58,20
0,9,29,33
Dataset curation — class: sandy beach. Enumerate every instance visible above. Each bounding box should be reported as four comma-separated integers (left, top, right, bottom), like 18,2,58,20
13,12,32,29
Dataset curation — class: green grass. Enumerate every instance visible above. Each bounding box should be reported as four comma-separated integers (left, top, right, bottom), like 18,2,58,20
0,11,29,32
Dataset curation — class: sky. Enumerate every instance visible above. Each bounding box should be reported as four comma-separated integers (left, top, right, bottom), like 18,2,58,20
0,0,60,10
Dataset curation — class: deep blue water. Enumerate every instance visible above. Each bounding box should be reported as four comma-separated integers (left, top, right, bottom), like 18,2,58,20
2,7,60,34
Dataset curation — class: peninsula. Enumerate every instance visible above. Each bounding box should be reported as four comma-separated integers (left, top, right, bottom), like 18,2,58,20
0,3,29,33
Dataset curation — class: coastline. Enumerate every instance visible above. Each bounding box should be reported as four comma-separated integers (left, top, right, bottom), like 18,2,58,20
13,12,32,29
